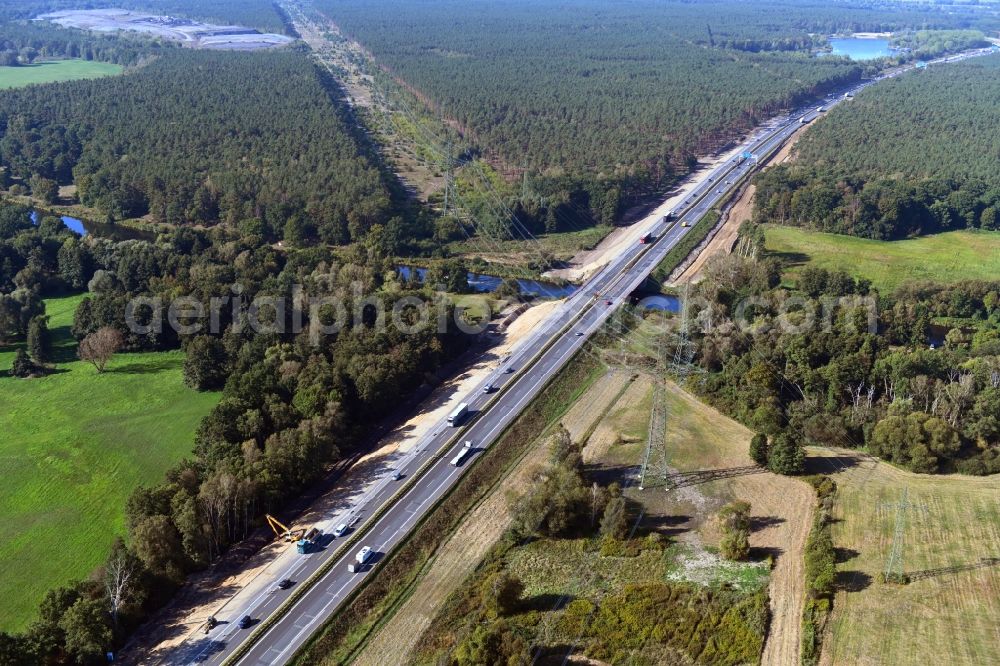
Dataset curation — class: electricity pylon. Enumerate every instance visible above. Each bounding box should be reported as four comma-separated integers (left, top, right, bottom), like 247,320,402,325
879,488,928,584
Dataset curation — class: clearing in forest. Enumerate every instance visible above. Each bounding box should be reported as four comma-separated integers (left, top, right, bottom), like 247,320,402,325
0,60,122,89
0,293,219,632
765,225,1000,292
356,354,812,665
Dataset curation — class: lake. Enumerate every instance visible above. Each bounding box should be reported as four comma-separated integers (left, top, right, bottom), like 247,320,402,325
828,37,893,61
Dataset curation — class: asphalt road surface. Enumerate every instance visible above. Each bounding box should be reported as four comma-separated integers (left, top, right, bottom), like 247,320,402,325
164,46,997,666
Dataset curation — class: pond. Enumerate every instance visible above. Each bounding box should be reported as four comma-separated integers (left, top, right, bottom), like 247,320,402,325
828,37,893,61
396,265,577,299
635,294,681,313
29,210,154,241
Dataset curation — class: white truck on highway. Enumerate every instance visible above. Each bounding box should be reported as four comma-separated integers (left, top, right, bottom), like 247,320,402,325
447,402,469,426
347,546,373,573
451,440,474,466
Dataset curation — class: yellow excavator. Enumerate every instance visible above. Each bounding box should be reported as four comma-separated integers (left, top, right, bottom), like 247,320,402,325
266,514,306,543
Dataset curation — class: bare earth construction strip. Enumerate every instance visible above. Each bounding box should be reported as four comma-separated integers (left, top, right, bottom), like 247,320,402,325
38,10,293,50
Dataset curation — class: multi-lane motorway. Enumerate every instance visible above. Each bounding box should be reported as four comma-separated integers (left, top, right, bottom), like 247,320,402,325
166,46,997,666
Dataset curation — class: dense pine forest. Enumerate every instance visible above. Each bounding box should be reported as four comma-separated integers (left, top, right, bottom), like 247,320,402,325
0,19,459,657
319,0,996,206
755,54,1000,239
0,48,399,244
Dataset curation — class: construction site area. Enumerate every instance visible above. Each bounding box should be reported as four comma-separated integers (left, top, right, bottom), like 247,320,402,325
37,9,294,50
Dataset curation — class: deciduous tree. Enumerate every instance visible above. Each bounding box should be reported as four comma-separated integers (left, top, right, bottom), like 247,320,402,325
78,326,123,373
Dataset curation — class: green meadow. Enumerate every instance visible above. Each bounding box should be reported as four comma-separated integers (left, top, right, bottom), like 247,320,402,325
0,60,123,89
0,293,218,632
765,225,1000,293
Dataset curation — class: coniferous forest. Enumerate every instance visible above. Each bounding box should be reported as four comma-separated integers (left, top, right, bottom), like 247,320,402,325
318,0,997,203
0,48,395,243
754,54,1000,239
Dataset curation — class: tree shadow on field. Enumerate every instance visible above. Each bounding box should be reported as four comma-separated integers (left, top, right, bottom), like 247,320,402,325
750,545,784,562
767,250,811,268
640,513,692,539
835,570,873,592
907,557,1000,582
49,325,79,363
804,454,868,476
835,547,860,564
520,592,575,613
107,356,182,375
749,515,785,532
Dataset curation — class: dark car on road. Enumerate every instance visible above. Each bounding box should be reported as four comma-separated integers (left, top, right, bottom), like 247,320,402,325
239,615,253,629
277,579,293,590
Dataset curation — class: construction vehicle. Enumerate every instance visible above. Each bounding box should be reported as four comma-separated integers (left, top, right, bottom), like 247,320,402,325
266,514,305,543
296,527,321,554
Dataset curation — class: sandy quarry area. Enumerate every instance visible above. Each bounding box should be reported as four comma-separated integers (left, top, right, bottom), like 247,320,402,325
37,9,293,50
544,137,764,283
122,300,559,663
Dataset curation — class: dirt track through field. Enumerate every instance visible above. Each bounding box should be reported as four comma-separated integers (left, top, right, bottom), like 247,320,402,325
662,383,813,666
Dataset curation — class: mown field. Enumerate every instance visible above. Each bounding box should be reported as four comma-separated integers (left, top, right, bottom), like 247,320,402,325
809,449,1000,666
0,60,123,89
0,293,218,632
764,225,1000,292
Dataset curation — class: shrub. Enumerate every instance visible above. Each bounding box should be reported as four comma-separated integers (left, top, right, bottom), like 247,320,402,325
749,432,769,466
801,476,837,666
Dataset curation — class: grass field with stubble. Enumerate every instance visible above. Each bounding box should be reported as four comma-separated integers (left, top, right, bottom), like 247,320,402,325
0,60,123,89
809,449,1000,666
764,225,1000,292
0,293,218,632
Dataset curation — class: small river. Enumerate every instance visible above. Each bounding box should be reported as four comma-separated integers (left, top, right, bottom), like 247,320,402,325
397,265,577,298
29,210,153,240
397,265,681,311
